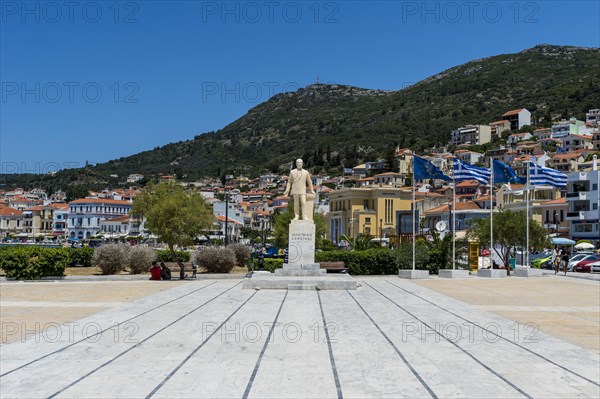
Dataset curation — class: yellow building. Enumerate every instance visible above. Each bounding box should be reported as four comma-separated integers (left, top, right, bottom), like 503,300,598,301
326,187,413,243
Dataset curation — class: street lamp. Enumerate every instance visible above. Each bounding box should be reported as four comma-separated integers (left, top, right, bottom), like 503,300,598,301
379,218,383,242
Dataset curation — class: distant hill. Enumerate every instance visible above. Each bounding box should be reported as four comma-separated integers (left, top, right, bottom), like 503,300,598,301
3,44,599,191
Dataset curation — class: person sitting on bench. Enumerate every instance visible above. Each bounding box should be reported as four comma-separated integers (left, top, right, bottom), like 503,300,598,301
149,261,161,280
160,262,172,280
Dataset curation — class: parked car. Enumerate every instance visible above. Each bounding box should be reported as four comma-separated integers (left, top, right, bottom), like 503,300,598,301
567,253,592,271
574,255,600,273
531,255,552,269
589,260,600,273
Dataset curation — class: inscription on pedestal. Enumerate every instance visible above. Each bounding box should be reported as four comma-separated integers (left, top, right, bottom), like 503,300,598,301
288,222,316,265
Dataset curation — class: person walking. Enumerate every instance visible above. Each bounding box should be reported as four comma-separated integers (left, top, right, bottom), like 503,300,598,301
552,246,560,274
560,247,570,276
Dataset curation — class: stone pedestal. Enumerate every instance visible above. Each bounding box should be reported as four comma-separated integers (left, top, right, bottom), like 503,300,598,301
243,219,356,289
288,220,316,265
513,267,543,277
439,269,470,279
398,270,430,279
477,269,507,278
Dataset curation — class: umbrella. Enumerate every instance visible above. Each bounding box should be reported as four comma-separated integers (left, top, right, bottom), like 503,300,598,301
575,242,595,250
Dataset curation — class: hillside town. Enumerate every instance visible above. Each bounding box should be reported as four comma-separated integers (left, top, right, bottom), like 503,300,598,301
1,108,599,250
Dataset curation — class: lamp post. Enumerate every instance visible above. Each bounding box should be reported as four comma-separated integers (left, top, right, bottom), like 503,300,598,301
379,218,383,244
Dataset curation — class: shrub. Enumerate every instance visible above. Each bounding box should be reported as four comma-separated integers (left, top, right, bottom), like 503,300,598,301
155,249,191,263
68,247,94,267
315,244,431,275
128,245,157,274
262,258,284,272
93,244,130,275
0,247,70,279
195,247,236,273
228,244,250,266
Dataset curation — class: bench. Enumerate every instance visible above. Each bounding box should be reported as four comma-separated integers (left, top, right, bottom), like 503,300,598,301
319,261,348,273
165,262,197,279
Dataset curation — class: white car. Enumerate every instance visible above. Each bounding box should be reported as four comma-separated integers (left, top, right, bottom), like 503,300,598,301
568,253,592,271
590,260,600,273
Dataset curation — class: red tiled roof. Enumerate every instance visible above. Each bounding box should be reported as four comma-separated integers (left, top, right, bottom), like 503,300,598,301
540,197,567,206
502,109,525,116
456,180,479,188
0,206,23,216
215,215,241,224
425,201,482,214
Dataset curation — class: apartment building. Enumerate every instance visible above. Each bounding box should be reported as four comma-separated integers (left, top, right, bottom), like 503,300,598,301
67,198,132,239
327,187,413,243
450,125,492,146
502,109,531,130
567,168,599,244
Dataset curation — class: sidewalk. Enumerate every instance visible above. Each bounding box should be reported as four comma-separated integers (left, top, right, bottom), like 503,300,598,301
1,276,598,398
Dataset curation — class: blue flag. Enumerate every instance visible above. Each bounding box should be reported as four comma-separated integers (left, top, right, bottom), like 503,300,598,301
529,162,567,187
453,159,491,185
413,156,451,181
493,160,525,184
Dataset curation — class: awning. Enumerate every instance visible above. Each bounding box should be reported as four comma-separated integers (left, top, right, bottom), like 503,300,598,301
551,237,576,245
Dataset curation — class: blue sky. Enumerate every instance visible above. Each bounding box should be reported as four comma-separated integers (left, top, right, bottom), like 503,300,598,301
1,0,599,172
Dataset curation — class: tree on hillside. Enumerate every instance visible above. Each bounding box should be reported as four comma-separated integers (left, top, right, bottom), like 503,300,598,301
66,185,90,201
468,210,549,275
132,183,213,279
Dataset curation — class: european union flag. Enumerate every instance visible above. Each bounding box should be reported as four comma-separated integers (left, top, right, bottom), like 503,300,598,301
413,156,451,181
492,160,526,184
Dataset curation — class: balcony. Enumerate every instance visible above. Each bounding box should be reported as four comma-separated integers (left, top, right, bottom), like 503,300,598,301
567,210,597,221
566,192,587,200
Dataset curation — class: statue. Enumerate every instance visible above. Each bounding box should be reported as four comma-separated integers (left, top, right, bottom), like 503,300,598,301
283,159,315,221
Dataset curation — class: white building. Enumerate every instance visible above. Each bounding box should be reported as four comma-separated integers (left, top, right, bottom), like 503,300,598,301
567,163,599,245
586,109,599,125
450,125,492,146
126,174,144,183
552,118,586,138
502,108,531,130
67,198,132,239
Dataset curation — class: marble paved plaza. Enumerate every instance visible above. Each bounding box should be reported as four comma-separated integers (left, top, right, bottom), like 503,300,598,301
1,277,599,398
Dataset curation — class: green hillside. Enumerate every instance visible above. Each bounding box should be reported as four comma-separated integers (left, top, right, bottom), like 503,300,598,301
3,44,599,191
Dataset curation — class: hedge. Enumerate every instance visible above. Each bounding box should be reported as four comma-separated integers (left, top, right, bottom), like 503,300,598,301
0,247,70,279
155,249,191,263
246,244,433,275
68,247,94,267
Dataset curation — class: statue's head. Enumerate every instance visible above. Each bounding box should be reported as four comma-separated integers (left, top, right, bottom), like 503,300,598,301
295,159,303,169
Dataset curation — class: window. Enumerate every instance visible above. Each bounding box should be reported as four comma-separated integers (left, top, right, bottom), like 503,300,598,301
365,217,371,224
545,210,549,223
364,200,369,209
594,203,598,210
560,210,564,222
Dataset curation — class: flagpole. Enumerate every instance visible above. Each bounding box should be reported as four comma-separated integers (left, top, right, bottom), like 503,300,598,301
452,169,456,270
526,160,530,268
489,159,493,269
412,169,416,271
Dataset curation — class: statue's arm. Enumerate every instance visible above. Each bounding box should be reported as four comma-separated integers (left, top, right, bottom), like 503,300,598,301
306,172,315,194
283,174,292,196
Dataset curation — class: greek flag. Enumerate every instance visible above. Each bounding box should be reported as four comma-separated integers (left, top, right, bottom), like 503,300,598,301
453,159,491,184
529,162,567,187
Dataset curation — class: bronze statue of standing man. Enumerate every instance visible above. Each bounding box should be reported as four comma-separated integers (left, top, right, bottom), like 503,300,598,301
283,159,315,221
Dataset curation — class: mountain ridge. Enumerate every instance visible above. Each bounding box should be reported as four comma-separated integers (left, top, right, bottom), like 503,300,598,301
2,44,599,191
